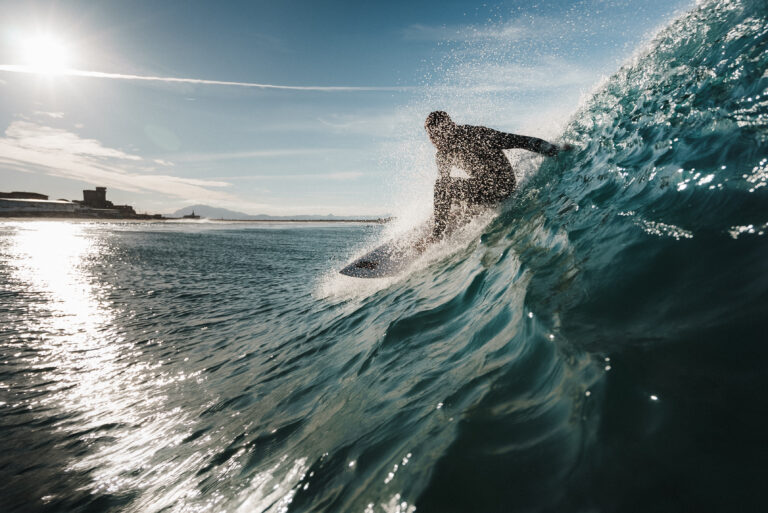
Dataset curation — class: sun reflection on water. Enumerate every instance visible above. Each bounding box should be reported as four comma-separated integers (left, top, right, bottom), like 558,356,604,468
6,222,117,416
10,221,106,328
2,222,204,510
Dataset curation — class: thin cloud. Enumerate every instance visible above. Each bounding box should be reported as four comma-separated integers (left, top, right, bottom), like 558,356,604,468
217,171,365,181
403,20,536,42
403,24,467,41
316,110,420,137
440,58,598,93
0,64,412,92
34,111,65,119
403,10,653,45
6,121,141,161
0,121,233,201
178,148,334,163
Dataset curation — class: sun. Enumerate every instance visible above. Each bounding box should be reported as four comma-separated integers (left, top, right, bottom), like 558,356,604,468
21,34,71,74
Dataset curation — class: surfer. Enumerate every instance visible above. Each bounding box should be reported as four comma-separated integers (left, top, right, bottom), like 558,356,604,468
425,111,567,238
340,112,568,277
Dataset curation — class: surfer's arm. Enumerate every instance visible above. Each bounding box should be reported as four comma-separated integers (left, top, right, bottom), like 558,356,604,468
436,151,451,178
492,130,560,157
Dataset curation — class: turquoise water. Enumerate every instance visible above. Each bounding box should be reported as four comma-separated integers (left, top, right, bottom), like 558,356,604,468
3,0,768,511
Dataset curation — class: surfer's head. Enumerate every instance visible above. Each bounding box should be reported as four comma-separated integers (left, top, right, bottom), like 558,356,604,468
425,111,455,147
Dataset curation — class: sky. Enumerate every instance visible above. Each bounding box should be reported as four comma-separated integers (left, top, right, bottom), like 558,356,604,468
0,0,693,216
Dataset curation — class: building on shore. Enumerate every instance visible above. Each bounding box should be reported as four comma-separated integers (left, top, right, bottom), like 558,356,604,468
81,187,109,209
0,191,49,200
0,187,163,219
0,197,79,216
74,186,140,217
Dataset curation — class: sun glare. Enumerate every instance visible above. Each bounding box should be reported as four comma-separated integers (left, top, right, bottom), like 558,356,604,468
22,34,71,74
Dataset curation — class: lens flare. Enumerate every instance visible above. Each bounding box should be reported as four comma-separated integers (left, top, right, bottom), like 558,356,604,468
21,34,71,74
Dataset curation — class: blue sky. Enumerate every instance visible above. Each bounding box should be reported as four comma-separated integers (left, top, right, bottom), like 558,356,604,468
0,0,692,216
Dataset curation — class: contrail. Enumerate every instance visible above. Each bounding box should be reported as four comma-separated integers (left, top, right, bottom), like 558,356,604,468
0,64,412,92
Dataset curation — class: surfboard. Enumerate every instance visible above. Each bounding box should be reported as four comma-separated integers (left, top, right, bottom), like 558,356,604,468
339,239,427,278
340,221,433,278
340,206,486,278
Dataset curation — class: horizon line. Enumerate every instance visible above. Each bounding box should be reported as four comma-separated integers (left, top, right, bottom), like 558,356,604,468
0,64,414,92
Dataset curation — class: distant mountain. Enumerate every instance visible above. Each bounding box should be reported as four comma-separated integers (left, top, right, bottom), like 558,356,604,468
171,205,253,220
170,205,387,221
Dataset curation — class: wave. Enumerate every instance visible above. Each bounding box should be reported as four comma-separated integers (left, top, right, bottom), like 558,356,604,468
312,0,768,510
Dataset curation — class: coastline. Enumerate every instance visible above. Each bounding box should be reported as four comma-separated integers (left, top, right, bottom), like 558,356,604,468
0,216,390,224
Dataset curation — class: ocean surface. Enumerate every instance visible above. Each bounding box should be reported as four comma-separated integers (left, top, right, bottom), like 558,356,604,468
2,0,768,511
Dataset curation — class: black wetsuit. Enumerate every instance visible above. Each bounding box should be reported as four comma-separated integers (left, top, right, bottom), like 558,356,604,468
432,124,559,237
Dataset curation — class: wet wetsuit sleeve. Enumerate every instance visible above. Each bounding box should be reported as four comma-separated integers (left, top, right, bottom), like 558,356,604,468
490,129,559,156
436,151,451,178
